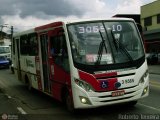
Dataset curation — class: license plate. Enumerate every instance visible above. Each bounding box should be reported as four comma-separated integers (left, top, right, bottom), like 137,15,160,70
112,90,125,97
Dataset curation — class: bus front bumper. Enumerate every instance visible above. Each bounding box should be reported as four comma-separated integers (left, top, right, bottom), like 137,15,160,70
72,80,149,109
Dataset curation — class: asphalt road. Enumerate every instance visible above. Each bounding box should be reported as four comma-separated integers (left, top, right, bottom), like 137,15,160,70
0,68,160,120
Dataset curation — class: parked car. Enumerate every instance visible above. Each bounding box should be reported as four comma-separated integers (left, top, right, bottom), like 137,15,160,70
146,53,158,65
0,46,11,68
0,56,10,68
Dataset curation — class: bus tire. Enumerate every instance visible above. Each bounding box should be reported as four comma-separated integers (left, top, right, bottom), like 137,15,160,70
65,91,74,113
28,81,32,91
25,76,32,91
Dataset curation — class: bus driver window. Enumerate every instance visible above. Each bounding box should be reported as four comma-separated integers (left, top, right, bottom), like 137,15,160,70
50,34,69,72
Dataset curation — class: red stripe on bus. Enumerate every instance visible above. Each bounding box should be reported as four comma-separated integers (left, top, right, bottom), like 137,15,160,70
78,70,118,91
35,22,63,31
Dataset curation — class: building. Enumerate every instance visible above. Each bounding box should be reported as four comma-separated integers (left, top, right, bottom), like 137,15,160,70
0,31,11,46
141,0,160,53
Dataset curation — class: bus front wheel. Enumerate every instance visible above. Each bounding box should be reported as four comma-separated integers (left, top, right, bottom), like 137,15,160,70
65,92,74,113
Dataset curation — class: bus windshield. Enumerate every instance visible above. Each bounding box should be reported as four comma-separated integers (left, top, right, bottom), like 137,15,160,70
67,21,144,66
0,46,10,54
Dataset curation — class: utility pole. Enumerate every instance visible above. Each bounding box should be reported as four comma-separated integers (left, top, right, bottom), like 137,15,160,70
11,26,13,40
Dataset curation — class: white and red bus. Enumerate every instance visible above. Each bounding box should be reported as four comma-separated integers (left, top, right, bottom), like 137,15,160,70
12,18,149,111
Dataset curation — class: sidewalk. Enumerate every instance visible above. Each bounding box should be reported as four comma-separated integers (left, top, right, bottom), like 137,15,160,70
148,65,160,75
0,87,19,114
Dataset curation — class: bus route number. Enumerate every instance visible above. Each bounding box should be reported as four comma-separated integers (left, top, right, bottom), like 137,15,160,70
112,25,122,32
78,25,122,34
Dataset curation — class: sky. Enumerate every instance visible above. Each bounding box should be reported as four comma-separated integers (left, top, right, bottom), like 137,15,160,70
0,0,157,33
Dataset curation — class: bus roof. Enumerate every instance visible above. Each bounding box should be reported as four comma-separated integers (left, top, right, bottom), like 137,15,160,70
13,29,35,37
63,17,134,24
13,17,134,37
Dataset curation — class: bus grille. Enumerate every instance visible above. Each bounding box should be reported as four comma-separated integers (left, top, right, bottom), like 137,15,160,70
90,85,141,103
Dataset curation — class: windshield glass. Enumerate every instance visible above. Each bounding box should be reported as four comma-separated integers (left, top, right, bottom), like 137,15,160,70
0,47,10,54
67,21,144,65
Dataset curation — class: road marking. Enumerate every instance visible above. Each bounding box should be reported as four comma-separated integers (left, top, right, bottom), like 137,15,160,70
138,103,160,112
17,107,27,115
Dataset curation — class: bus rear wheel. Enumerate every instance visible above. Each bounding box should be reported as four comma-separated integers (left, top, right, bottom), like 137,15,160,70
25,76,32,91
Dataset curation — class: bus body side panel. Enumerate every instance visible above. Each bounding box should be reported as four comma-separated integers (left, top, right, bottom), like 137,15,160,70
47,28,71,101
36,24,71,101
13,31,43,92
35,22,64,95
52,64,71,101
20,56,38,89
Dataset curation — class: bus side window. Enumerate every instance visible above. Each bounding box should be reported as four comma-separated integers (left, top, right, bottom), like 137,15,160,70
20,35,28,55
52,34,69,72
28,33,38,56
60,35,68,57
61,36,69,72
50,36,60,56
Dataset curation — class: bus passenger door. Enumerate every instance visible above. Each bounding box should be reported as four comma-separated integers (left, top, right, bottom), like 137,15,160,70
39,34,51,93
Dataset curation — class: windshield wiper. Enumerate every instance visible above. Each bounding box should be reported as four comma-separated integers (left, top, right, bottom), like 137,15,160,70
110,30,133,62
95,30,108,65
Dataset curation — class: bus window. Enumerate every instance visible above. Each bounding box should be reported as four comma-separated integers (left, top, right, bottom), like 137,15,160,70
20,33,38,56
51,34,69,72
28,33,38,56
20,35,28,55
50,36,60,56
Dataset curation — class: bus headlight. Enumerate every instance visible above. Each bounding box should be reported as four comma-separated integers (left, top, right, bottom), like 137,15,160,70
142,86,149,96
74,78,94,92
79,96,92,105
139,70,149,84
